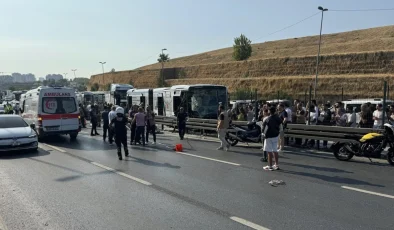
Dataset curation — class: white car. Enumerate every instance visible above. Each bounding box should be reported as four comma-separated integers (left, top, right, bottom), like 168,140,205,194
0,115,38,152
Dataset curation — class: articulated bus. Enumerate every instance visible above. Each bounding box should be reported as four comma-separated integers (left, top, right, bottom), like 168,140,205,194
126,84,228,119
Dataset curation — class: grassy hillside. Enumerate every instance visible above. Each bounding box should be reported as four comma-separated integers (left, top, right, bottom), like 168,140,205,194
90,25,394,101
137,25,394,70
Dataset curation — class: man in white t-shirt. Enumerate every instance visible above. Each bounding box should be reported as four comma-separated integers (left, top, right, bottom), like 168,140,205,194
373,104,385,129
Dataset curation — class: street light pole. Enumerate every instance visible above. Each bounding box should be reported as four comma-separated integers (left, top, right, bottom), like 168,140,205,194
314,6,328,99
161,48,167,87
99,62,106,82
71,69,77,79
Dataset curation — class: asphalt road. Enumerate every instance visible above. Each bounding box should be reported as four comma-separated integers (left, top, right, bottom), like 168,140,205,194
1,127,394,230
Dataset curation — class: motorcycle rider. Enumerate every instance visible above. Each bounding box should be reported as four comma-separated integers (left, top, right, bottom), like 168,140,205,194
217,105,230,151
110,107,129,160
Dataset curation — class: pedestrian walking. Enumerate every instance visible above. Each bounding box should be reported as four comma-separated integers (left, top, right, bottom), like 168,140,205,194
217,105,230,151
146,106,156,144
110,107,129,160
133,107,146,146
177,107,188,140
108,106,117,145
90,105,100,136
262,106,283,171
101,106,109,141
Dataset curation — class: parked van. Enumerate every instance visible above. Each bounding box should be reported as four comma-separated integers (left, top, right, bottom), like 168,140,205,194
21,86,80,141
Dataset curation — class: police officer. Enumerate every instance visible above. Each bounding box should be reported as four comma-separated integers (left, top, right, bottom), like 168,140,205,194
110,107,129,160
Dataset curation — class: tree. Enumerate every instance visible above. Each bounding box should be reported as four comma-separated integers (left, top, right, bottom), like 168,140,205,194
8,86,16,91
105,83,111,91
233,34,252,61
158,53,170,63
128,80,134,86
91,83,99,91
111,68,116,73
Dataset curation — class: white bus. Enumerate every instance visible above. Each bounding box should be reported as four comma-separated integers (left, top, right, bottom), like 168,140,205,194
110,84,133,106
127,84,228,119
21,86,80,141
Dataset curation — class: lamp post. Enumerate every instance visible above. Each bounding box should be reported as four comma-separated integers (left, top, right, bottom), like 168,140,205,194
99,62,106,82
71,69,77,79
314,6,328,99
161,48,167,87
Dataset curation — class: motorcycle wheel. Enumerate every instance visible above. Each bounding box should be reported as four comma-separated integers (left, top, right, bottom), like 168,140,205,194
387,151,394,166
225,135,238,146
333,143,354,161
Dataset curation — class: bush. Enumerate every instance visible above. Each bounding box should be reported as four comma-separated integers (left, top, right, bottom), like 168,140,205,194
233,34,252,61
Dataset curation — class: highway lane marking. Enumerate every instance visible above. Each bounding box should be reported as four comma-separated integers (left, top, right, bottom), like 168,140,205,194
341,186,394,199
78,133,242,166
176,151,241,166
42,144,67,153
90,162,152,186
230,216,270,230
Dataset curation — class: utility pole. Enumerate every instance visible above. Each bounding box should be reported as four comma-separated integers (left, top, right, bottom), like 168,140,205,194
161,48,167,87
314,6,328,99
99,62,106,82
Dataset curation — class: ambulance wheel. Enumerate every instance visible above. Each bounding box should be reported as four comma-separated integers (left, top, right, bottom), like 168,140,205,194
70,133,78,141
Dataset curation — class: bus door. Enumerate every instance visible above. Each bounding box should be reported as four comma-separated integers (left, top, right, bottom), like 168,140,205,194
148,89,154,109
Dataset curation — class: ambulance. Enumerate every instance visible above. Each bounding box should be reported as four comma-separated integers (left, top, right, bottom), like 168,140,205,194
21,86,80,141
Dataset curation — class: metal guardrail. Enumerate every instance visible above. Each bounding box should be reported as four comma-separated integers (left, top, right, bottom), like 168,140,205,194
155,115,380,141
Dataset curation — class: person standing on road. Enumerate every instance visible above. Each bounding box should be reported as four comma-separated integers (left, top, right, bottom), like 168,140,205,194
262,106,283,171
259,109,270,162
177,107,188,140
90,105,100,136
101,106,110,141
129,105,138,145
146,106,156,144
277,103,288,152
108,106,117,145
110,107,129,160
133,107,146,146
217,105,230,151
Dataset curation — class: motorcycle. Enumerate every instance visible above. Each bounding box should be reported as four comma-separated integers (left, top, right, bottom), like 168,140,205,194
225,122,262,147
331,121,394,165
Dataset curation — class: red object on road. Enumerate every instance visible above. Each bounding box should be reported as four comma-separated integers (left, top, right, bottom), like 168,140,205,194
175,144,183,152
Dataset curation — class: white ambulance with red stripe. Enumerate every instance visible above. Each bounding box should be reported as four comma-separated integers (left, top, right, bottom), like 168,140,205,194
21,86,80,141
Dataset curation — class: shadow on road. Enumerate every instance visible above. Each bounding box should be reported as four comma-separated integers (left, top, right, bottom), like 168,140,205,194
0,148,50,160
279,170,384,187
28,157,112,182
280,162,353,174
124,156,181,169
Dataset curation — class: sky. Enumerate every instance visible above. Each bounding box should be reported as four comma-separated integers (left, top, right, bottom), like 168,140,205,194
1,0,394,79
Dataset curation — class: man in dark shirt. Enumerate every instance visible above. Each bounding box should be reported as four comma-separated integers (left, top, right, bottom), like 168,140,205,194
90,105,99,136
110,107,129,160
177,107,188,140
101,106,109,142
262,106,283,171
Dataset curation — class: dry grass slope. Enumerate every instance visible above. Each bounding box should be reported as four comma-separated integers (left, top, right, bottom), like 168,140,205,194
90,25,394,101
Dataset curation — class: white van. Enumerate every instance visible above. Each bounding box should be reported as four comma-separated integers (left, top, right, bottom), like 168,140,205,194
21,86,80,141
341,98,394,124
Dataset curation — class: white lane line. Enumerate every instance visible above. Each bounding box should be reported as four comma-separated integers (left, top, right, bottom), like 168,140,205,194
176,151,241,166
341,186,394,199
90,162,152,186
43,144,67,153
230,216,270,230
0,214,8,230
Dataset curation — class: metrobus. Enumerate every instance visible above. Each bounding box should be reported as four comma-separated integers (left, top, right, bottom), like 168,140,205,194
110,84,133,106
127,84,228,119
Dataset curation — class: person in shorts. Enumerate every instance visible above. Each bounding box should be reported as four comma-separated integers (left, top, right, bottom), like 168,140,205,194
262,106,283,171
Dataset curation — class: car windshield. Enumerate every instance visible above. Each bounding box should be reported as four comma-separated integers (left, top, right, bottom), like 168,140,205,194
0,117,28,128
42,97,77,114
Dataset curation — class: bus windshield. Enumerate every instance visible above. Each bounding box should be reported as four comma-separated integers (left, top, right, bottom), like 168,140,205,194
189,87,227,119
